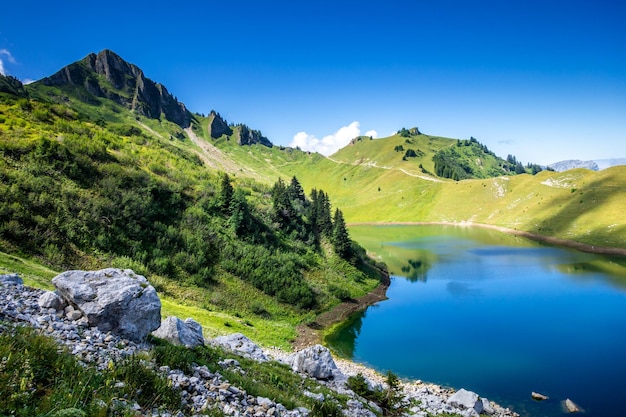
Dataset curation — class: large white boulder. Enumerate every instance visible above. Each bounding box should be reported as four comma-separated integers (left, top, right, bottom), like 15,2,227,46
287,344,340,380
212,333,268,362
52,268,161,341
153,316,205,348
447,389,484,414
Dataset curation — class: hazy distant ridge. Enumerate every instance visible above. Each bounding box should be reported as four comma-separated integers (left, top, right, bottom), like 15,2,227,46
547,159,626,172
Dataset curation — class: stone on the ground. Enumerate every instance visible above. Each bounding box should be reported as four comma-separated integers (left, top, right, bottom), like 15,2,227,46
481,398,495,415
152,316,205,348
211,333,268,362
0,273,22,285
564,398,581,413
287,344,340,380
38,290,66,310
447,389,484,414
51,268,161,341
532,391,549,401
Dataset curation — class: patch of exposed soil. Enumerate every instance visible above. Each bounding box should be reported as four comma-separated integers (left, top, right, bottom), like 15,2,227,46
293,268,390,350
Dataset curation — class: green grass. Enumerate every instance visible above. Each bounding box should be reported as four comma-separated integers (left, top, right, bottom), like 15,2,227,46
0,324,360,417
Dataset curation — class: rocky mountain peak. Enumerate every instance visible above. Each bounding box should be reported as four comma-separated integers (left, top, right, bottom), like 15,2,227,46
39,49,191,127
208,110,233,138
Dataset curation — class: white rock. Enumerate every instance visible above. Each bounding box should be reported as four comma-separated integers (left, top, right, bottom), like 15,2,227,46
447,388,483,414
212,333,268,361
287,344,340,380
38,290,66,310
152,316,205,348
481,398,495,415
52,268,161,341
564,398,581,413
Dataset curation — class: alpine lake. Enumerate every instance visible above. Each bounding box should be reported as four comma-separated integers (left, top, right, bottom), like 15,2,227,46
326,225,626,417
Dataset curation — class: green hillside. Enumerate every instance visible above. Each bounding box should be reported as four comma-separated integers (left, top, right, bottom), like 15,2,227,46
0,70,383,348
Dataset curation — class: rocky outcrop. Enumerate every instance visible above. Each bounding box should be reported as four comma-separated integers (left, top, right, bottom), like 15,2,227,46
39,49,190,127
211,333,268,362
0,74,27,97
208,111,232,138
532,391,549,401
286,344,341,380
51,268,161,341
152,316,205,348
236,124,273,147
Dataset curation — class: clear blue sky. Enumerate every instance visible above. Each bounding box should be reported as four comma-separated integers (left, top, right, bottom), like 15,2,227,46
1,0,625,164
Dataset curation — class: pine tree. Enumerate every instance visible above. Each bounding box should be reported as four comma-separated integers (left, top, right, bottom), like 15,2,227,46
332,208,351,259
316,190,332,238
219,173,234,215
288,176,306,203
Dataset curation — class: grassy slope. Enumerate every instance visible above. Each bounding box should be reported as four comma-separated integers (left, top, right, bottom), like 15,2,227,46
0,91,380,349
211,134,626,250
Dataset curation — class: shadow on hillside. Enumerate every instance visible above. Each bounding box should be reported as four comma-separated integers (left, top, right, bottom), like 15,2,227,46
534,172,624,245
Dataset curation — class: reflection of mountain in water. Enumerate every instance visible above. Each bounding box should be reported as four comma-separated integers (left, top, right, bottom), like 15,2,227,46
401,258,430,282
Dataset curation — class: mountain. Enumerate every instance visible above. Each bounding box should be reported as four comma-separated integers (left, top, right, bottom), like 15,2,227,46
548,159,599,172
594,158,626,170
0,51,380,350
0,74,28,97
36,49,191,127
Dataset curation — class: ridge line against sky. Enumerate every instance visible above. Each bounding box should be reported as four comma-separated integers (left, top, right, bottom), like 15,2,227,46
1,0,625,164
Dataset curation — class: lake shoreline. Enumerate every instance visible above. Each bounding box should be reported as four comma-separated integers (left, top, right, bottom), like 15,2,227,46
292,266,390,350
348,221,626,256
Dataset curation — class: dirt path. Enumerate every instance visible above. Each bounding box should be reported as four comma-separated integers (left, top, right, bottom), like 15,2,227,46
292,268,391,350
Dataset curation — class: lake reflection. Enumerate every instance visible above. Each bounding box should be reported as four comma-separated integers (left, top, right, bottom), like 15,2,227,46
327,225,626,417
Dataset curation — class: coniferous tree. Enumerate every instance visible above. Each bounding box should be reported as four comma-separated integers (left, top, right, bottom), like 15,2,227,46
288,176,306,203
219,173,234,215
332,208,351,259
316,190,333,238
228,189,250,236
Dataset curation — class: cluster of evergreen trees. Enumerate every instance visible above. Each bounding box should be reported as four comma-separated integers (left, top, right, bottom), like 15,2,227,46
269,176,353,260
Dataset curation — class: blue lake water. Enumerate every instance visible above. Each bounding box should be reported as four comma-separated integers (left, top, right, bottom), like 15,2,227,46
326,225,626,417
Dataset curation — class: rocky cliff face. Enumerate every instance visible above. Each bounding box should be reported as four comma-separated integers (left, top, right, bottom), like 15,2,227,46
0,74,27,97
39,49,191,127
208,110,233,138
237,124,273,147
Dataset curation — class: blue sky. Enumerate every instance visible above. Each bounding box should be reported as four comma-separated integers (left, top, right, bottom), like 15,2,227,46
1,0,625,164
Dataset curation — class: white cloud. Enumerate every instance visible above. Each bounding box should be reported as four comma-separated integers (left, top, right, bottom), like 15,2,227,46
0,49,16,76
365,130,378,138
23,79,35,85
290,121,363,156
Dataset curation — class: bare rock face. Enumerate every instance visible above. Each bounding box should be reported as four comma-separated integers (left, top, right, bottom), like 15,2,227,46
208,111,233,138
52,268,161,341
152,316,205,348
40,49,190,127
287,344,340,380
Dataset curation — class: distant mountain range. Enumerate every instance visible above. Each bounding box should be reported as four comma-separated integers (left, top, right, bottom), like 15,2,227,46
547,159,626,172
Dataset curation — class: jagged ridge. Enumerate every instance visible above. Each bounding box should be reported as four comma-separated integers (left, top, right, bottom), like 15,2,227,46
37,49,191,127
